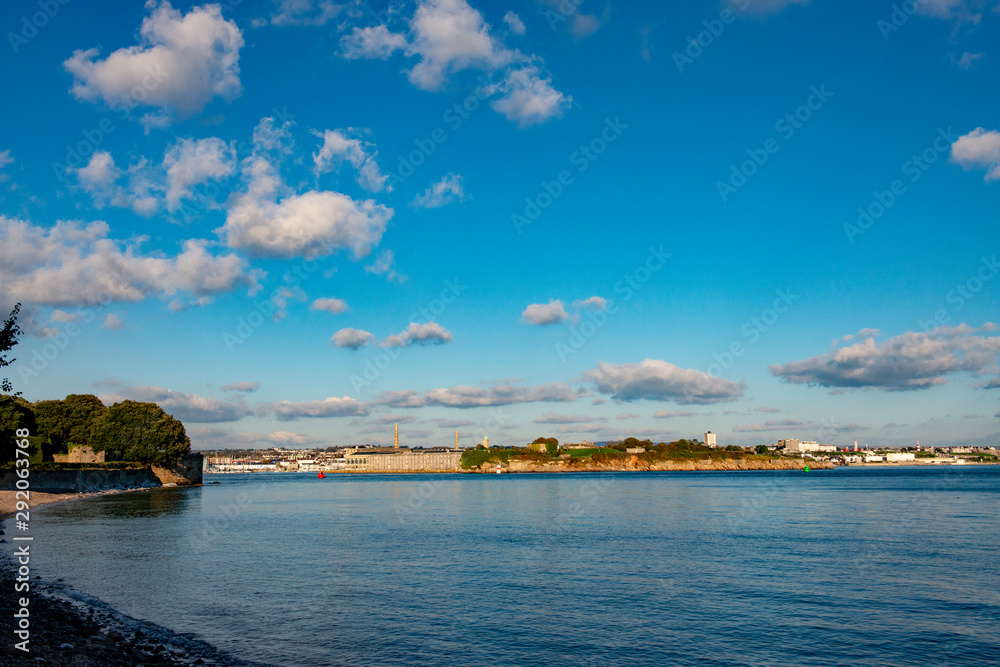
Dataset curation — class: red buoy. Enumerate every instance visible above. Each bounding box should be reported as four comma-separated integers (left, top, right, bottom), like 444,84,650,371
317,471,326,479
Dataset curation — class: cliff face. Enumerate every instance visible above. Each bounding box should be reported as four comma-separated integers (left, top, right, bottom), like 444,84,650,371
496,457,831,473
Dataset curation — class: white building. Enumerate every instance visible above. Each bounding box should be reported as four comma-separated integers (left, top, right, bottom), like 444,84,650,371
780,439,837,453
885,452,915,462
704,432,717,448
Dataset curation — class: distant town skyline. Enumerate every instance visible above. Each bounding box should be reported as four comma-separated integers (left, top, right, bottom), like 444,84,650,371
2,0,999,450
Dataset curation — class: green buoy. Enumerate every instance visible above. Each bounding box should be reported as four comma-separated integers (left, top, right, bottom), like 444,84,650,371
804,465,810,471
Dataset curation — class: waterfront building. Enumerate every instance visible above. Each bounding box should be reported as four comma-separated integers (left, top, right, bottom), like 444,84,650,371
705,432,717,448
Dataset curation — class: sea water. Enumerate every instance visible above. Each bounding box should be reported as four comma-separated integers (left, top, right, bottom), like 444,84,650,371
10,467,1000,666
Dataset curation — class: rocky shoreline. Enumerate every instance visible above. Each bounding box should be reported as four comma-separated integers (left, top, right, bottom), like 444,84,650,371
0,491,261,666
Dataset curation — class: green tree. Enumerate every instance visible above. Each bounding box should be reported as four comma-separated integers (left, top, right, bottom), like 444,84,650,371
0,394,40,464
89,400,191,466
545,441,558,456
756,444,769,455
33,394,109,460
1,303,23,396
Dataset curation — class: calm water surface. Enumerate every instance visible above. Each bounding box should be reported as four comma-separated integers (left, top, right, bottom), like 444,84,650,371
9,467,1000,666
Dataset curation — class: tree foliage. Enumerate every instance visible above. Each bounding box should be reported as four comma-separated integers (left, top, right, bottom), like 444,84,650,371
33,394,109,459
756,444,769,455
89,400,191,467
0,303,23,396
0,394,39,464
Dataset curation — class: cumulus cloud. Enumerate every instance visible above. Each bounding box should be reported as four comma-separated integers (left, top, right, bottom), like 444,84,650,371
522,299,568,325
73,138,235,215
264,395,370,420
163,137,236,211
950,127,1000,181
331,327,375,349
220,154,392,259
382,321,453,347
311,297,349,314
341,24,409,59
312,129,389,192
0,150,12,169
375,382,577,409
585,359,747,404
364,249,406,283
411,173,464,208
0,217,254,307
616,412,639,420
220,381,259,392
572,296,606,311
770,325,1000,391
340,0,569,127
533,412,600,424
100,385,250,422
503,11,525,34
102,313,123,330
63,1,243,127
485,65,571,127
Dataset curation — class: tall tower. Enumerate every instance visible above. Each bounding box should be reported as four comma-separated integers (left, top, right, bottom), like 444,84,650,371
394,423,399,449
455,430,459,449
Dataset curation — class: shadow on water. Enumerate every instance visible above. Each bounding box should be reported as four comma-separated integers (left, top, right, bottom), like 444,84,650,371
45,485,199,521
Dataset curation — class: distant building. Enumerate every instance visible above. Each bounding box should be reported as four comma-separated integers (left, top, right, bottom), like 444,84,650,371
343,449,462,472
780,439,836,453
704,432,717,448
885,452,916,462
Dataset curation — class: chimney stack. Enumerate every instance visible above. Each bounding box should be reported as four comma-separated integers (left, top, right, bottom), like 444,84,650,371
394,423,399,449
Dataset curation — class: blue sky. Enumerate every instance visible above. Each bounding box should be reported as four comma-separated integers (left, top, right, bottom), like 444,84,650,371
2,0,999,450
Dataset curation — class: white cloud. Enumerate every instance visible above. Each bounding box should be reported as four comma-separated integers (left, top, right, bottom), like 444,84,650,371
100,385,250,423
364,249,406,283
770,325,1000,391
405,0,513,91
0,217,254,307
732,420,811,433
188,426,329,449
63,1,243,127
533,412,600,424
331,327,375,349
311,129,389,192
341,0,569,127
503,11,525,35
49,310,77,323
954,52,984,69
220,156,392,259
375,382,578,408
486,65,571,127
522,299,568,325
411,173,463,208
266,0,341,26
220,381,259,392
951,127,1000,181
265,395,370,420
382,321,453,347
163,138,236,212
726,0,811,15
573,296,606,311
653,410,697,418
340,24,408,59
311,297,349,314
0,150,12,169
585,359,747,404
102,313,124,330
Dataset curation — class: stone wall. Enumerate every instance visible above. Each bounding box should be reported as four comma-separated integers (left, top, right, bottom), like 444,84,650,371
53,445,106,464
0,468,160,493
